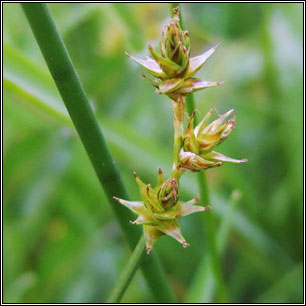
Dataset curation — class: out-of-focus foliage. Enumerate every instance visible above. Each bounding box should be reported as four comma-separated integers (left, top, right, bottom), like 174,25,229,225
3,3,303,303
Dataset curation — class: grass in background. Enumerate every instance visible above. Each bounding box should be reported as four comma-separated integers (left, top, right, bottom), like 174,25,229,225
3,3,303,303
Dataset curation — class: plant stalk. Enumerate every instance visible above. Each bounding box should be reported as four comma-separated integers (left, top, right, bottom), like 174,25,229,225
107,236,146,303
21,3,175,303
171,96,186,180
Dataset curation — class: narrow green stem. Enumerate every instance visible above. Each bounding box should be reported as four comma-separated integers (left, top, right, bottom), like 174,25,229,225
108,236,146,303
169,3,229,302
21,3,175,303
171,96,186,180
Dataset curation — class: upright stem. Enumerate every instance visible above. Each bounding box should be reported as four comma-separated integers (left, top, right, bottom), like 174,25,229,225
21,3,175,303
108,236,146,303
171,96,186,180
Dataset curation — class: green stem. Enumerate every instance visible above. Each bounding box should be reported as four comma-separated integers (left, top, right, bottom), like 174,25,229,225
21,3,175,303
169,3,229,302
108,236,146,303
171,96,185,180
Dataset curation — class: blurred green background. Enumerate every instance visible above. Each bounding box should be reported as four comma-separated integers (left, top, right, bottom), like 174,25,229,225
3,3,303,303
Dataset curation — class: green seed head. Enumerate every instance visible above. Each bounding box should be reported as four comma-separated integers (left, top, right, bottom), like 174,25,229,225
179,109,247,171
113,169,211,253
125,7,223,101
157,7,190,77
115,7,247,254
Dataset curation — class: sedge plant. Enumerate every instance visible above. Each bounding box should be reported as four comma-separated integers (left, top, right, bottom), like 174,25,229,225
114,8,247,254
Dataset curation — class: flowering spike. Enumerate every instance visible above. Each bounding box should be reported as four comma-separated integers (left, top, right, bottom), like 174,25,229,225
180,109,247,171
114,167,211,251
125,10,221,101
117,8,247,253
197,109,236,154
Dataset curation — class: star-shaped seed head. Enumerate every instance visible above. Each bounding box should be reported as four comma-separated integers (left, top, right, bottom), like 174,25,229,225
179,109,248,171
125,7,223,101
113,168,211,253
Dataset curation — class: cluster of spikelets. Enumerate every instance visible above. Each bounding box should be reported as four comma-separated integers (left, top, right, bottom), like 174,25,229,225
114,169,210,253
179,109,247,171
125,9,223,102
114,8,247,254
